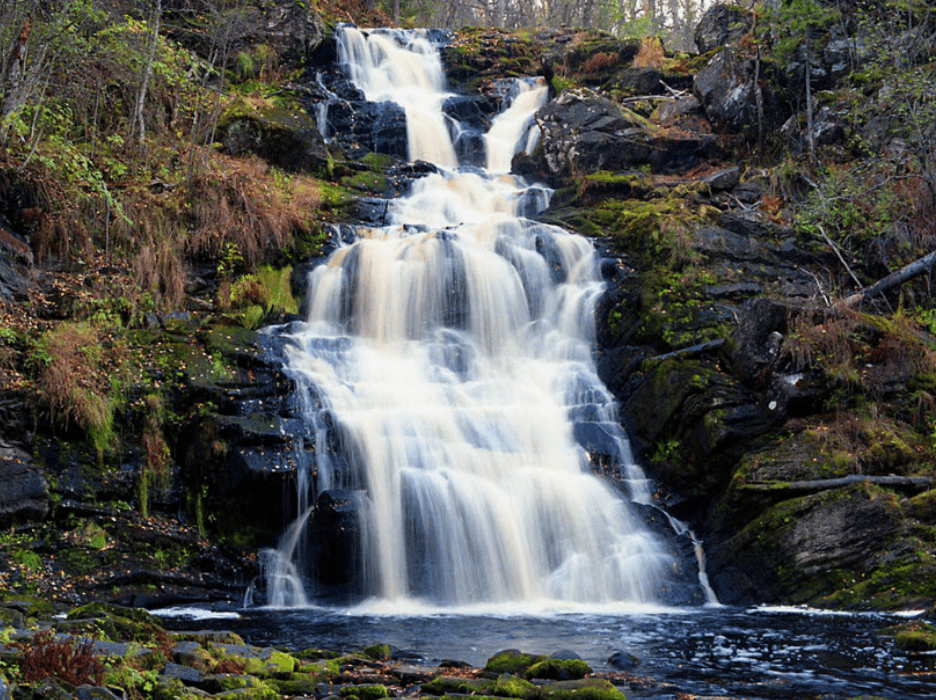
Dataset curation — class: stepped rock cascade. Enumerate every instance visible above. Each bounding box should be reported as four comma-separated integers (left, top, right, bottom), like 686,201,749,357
263,26,680,608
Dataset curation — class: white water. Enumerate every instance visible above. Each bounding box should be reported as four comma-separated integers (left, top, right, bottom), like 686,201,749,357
265,26,675,608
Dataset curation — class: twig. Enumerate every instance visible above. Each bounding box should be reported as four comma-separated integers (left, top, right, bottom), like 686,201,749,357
817,224,864,290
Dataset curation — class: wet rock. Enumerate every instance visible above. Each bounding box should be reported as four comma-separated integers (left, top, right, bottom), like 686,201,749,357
621,358,770,517
161,662,206,685
0,453,49,526
694,3,754,53
706,483,908,605
310,489,365,599
614,67,666,95
607,650,640,670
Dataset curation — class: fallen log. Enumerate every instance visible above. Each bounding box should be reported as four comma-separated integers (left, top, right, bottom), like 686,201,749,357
839,248,936,309
741,474,934,495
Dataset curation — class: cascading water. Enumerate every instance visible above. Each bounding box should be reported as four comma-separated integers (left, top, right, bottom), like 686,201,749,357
259,26,684,609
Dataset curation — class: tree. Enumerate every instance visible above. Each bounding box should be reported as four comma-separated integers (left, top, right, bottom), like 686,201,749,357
129,0,161,147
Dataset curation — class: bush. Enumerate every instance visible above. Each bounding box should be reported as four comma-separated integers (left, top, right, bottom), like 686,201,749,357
16,629,106,686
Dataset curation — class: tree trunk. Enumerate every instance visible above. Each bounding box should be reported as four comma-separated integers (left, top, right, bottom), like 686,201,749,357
131,0,161,147
839,248,936,309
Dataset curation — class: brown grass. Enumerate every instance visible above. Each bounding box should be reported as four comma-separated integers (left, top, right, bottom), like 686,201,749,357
634,37,665,69
582,52,619,74
783,308,936,398
34,321,116,454
187,155,320,267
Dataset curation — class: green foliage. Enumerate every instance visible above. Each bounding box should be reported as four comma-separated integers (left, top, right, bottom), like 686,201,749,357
763,0,841,64
10,549,42,571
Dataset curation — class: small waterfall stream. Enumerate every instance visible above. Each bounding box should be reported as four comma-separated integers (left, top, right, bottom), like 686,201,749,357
259,26,687,609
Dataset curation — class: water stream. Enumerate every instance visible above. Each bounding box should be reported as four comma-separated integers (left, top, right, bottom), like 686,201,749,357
259,25,691,609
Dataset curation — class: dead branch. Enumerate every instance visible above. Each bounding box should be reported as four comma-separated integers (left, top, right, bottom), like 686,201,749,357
839,248,936,309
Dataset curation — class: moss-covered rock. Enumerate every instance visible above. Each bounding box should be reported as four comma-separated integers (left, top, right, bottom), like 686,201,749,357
362,643,392,660
484,649,547,676
536,678,627,700
894,624,936,651
339,684,389,700
525,659,591,681
423,674,537,699
269,676,326,696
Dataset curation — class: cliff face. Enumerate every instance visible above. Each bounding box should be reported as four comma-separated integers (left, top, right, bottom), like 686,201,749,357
1,2,935,613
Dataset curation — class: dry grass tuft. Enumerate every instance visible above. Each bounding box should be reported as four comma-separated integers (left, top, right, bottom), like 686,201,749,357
33,321,119,455
634,37,665,69
583,52,619,74
187,155,320,267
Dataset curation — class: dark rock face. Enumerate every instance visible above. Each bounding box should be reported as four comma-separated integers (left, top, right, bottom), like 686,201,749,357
309,489,364,600
527,89,721,185
693,49,790,137
322,97,408,160
218,104,331,173
0,452,50,526
694,4,754,53
251,0,327,69
706,484,906,605
168,1,327,71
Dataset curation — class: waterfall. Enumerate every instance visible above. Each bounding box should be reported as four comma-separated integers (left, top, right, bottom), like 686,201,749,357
262,26,677,608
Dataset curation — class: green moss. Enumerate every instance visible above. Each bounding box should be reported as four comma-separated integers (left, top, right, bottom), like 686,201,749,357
294,648,342,661
339,685,388,700
525,659,591,681
244,649,297,676
535,678,626,700
362,643,392,660
423,677,492,696
360,152,394,169
881,621,936,651
270,677,323,695
484,649,546,675
340,170,388,194
423,675,536,699
202,674,269,693
895,626,936,651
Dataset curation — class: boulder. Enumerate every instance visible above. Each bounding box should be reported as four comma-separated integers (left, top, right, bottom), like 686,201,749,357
694,4,754,53
706,483,910,605
170,1,327,71
693,49,790,138
218,102,331,174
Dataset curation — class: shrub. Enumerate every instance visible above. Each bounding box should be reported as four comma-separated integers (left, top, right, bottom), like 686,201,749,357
16,629,106,686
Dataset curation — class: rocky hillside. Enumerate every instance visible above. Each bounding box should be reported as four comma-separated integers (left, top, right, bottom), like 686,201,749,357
1,0,935,617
